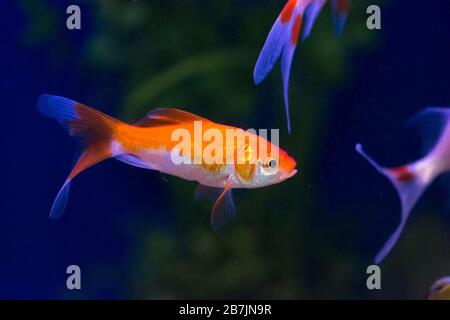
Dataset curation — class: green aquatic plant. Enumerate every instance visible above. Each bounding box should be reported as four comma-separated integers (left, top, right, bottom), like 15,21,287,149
82,0,378,299
27,0,450,299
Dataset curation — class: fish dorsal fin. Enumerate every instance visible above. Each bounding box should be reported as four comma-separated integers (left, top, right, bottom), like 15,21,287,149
134,117,174,127
134,108,208,127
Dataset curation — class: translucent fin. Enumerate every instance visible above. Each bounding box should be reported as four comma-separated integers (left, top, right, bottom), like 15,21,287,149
134,117,175,128
49,147,112,219
253,1,297,84
210,179,236,230
145,108,208,124
406,107,450,154
135,107,208,127
356,144,435,263
115,154,156,170
194,184,222,201
281,12,302,134
302,0,326,41
49,180,71,219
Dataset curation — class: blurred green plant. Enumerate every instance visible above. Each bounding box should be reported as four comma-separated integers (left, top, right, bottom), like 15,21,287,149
24,0,395,299
82,0,378,299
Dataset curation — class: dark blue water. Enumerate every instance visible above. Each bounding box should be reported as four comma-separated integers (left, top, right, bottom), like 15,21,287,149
1,0,450,298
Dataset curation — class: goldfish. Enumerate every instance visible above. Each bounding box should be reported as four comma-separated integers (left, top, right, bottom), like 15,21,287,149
356,107,450,263
428,277,450,300
254,0,349,134
38,94,297,229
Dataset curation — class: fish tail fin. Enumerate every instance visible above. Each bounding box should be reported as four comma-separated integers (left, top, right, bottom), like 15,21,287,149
253,0,298,85
355,143,437,263
38,94,119,218
302,0,326,41
332,0,349,36
281,8,304,135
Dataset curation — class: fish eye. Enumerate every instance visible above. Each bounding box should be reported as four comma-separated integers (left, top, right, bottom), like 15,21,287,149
262,157,279,173
268,159,278,169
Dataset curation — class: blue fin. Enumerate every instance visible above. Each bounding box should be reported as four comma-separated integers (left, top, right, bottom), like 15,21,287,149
37,94,79,131
332,0,348,37
302,0,326,41
280,11,302,135
253,11,292,84
39,94,117,219
406,107,450,154
49,180,71,219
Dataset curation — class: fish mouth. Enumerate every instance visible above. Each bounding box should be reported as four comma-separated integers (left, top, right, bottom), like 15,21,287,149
283,169,298,180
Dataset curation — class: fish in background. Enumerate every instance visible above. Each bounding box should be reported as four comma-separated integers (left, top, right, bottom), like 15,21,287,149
38,94,297,229
428,277,450,300
356,107,450,263
254,0,349,134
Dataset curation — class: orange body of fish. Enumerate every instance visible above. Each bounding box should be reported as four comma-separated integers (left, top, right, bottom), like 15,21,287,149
38,95,297,229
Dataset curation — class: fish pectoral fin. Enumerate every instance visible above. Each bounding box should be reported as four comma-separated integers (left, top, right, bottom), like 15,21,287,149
210,179,236,231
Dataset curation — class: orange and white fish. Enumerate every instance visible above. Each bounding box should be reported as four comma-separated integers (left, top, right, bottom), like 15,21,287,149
38,94,297,229
356,107,450,263
254,0,349,133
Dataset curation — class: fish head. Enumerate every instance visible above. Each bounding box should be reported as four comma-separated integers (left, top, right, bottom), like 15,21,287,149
429,277,450,300
253,146,298,187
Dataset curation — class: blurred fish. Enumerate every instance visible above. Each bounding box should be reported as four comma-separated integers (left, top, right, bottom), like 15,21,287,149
428,277,450,300
331,0,349,36
38,94,297,229
356,107,450,263
254,0,349,133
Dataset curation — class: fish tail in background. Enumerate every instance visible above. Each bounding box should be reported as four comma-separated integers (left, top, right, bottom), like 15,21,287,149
38,94,119,219
253,0,309,134
331,0,349,36
281,6,304,134
253,0,298,85
355,144,438,264
302,0,326,41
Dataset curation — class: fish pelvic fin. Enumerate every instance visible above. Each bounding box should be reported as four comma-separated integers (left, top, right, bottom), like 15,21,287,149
38,94,120,219
210,178,236,231
355,143,438,264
